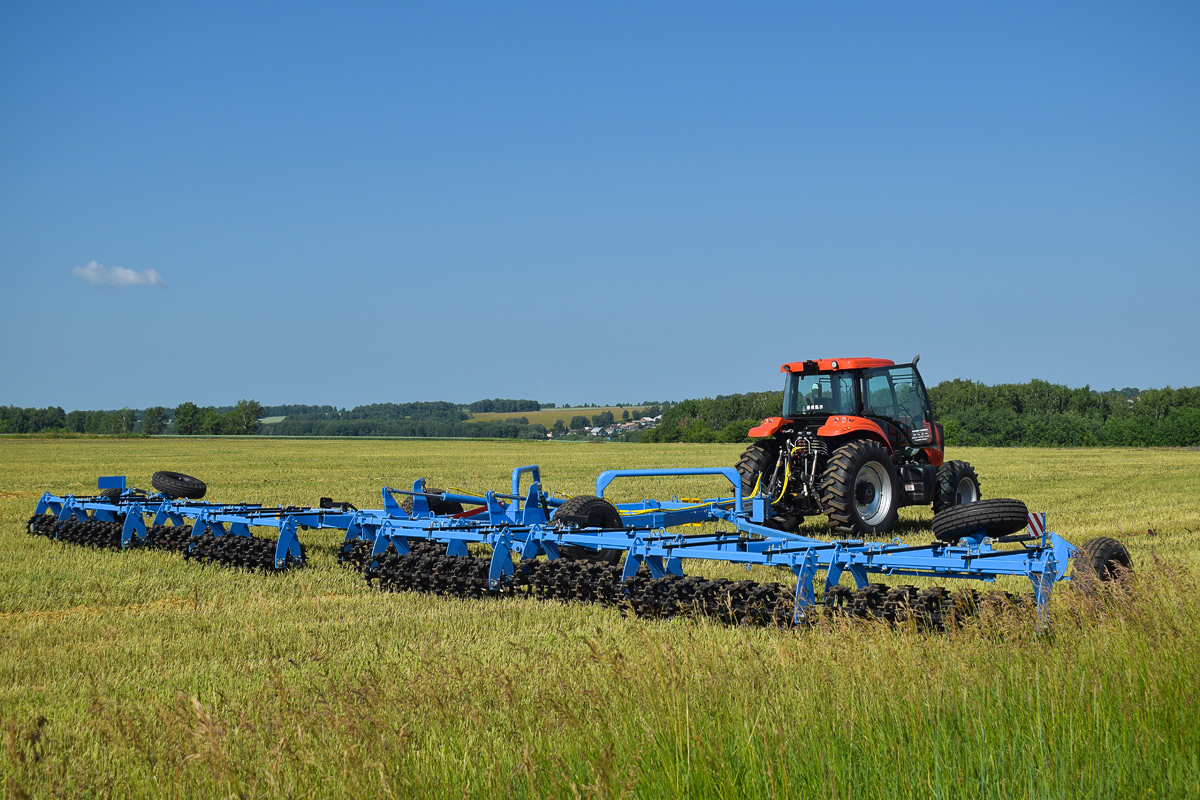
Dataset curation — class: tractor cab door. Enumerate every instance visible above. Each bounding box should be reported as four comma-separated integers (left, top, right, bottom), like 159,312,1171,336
862,365,934,447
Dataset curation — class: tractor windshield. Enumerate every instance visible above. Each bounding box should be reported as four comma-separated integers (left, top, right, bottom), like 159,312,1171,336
783,372,858,417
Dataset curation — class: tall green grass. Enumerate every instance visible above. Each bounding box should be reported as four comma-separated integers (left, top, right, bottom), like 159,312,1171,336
2,439,1198,798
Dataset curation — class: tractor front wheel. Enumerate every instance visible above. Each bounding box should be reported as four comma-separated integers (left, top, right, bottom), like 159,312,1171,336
819,440,899,538
933,460,981,513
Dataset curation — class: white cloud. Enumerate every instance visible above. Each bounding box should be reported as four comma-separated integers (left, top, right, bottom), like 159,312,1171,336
72,260,163,287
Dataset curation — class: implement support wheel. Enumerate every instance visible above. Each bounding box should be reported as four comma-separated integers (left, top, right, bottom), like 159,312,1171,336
553,495,624,565
1074,537,1133,582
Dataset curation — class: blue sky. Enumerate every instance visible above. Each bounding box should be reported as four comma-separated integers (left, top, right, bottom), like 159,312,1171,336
2,1,1197,411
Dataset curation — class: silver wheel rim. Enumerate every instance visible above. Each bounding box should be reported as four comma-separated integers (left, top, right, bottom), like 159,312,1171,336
855,462,892,526
954,477,978,505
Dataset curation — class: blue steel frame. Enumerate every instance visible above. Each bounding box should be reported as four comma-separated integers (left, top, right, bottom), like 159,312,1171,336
36,465,1076,620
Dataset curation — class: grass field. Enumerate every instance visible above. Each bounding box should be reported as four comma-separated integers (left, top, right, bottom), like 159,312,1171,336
2,438,1199,798
467,407,648,428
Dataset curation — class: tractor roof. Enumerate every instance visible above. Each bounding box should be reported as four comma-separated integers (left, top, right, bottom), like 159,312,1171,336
780,358,895,373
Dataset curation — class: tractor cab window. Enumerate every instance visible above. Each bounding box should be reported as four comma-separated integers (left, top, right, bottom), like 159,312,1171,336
783,372,858,416
862,365,931,431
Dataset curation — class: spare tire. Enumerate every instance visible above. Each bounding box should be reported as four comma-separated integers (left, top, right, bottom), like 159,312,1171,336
931,498,1028,543
553,495,624,565
151,471,207,500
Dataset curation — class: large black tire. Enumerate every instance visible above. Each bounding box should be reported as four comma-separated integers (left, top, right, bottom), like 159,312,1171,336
151,471,206,500
735,440,802,531
931,498,1028,543
553,495,624,565
1074,537,1133,581
400,484,464,516
735,440,780,497
98,487,122,503
933,460,981,513
819,440,900,538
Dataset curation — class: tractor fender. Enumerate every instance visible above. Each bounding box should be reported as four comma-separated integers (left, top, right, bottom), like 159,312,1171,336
816,416,892,453
749,417,786,438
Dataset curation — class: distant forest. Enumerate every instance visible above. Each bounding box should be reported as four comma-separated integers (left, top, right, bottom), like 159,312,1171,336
0,398,638,441
3,381,1199,446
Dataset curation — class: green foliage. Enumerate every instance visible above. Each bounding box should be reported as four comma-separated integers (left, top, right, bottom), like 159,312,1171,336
570,415,590,430
0,406,66,434
141,407,168,436
642,392,782,443
929,380,1200,447
592,410,615,427
174,402,202,435
467,398,540,414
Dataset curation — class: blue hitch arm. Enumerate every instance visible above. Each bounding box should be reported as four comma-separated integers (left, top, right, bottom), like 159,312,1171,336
595,468,743,512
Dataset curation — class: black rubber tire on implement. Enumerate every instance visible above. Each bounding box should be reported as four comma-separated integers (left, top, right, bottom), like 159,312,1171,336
819,440,900,538
553,495,624,565
98,487,122,502
931,498,1028,543
151,471,207,500
933,460,981,513
400,484,464,516
1074,537,1133,581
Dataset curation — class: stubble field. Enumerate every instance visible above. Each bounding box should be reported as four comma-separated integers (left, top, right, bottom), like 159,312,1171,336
2,437,1199,798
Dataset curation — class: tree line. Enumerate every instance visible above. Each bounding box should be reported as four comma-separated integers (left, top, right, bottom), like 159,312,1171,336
5,382,1198,446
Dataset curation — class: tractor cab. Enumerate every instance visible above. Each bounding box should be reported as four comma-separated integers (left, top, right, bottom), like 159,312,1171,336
778,358,941,456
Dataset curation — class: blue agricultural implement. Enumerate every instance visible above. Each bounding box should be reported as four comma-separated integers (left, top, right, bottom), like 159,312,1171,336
28,463,1133,629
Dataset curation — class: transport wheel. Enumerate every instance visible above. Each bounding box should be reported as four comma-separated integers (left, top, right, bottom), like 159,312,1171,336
98,487,122,502
1074,537,1133,581
151,471,207,500
400,484,464,516
933,460,981,513
819,440,899,538
931,498,1028,543
553,495,624,565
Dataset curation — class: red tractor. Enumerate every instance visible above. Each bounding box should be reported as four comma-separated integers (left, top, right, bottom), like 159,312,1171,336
736,356,980,538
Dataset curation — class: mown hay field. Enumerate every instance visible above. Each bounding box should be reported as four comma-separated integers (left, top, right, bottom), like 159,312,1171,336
2,437,1199,799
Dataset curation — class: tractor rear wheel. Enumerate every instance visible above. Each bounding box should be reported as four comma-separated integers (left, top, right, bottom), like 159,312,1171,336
933,460,981,513
735,440,801,530
735,440,779,497
819,440,899,538
553,495,624,565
